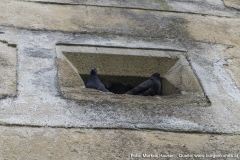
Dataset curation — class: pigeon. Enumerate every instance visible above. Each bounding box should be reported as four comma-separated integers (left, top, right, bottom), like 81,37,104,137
125,72,161,96
85,67,109,92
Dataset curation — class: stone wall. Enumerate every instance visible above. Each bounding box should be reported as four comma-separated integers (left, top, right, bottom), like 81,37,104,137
0,0,240,159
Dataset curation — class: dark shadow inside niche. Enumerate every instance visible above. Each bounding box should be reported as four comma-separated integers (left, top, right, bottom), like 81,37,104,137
80,74,180,95
64,51,182,95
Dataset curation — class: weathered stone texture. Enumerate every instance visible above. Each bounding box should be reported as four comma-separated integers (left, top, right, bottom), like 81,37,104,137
0,0,240,158
225,58,240,88
224,0,240,10
23,0,240,17
0,0,239,45
0,0,238,131
0,41,17,98
0,126,239,159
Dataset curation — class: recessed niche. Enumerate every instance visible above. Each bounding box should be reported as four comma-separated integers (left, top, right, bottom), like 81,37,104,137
64,52,179,95
56,45,209,107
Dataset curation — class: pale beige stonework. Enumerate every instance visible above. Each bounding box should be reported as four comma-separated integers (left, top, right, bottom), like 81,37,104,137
0,41,17,98
0,1,239,46
0,126,239,159
0,0,240,159
225,58,240,88
224,0,240,9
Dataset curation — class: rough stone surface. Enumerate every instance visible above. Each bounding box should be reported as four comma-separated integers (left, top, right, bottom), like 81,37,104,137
0,41,17,98
0,126,240,159
0,0,240,158
0,27,238,133
225,58,240,88
24,0,240,17
224,0,240,10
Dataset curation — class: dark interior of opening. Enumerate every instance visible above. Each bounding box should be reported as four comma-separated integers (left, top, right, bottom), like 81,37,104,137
81,74,180,95
64,51,182,95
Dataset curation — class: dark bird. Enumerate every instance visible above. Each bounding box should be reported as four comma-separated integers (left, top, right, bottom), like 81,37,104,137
85,67,109,92
125,73,161,96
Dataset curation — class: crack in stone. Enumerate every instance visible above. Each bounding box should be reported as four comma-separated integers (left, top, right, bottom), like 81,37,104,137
18,0,239,18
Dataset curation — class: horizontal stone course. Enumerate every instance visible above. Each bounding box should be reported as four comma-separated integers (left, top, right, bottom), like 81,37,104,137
0,126,239,159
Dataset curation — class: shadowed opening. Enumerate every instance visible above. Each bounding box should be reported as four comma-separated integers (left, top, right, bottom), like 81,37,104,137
57,45,209,106
63,52,182,95
80,74,180,95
